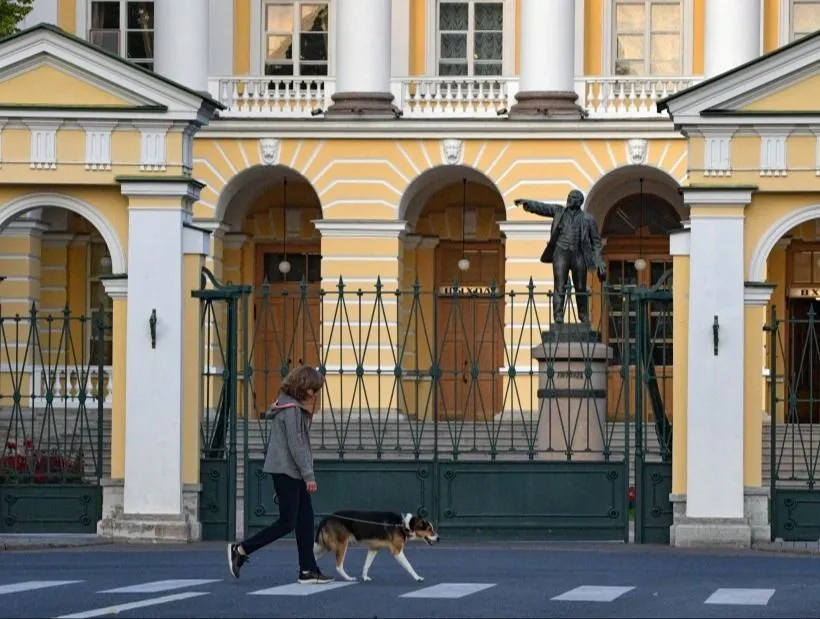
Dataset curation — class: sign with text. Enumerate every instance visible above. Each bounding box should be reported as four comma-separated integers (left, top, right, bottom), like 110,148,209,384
438,285,502,296
788,287,820,299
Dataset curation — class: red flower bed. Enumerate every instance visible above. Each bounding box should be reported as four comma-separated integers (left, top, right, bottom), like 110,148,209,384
0,440,85,484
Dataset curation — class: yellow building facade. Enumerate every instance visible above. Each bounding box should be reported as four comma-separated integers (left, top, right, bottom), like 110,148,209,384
1,0,820,546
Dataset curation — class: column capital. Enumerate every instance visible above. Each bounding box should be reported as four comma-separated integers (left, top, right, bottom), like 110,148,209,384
404,234,440,250
101,275,128,299
223,233,250,249
669,222,691,257
193,220,232,239
117,176,205,210
498,220,551,239
313,219,409,238
183,222,210,256
3,218,49,236
744,282,776,307
681,185,757,207
41,232,76,247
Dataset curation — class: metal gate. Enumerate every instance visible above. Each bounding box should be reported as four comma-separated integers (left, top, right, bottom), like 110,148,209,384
0,304,107,533
768,304,820,540
196,268,672,544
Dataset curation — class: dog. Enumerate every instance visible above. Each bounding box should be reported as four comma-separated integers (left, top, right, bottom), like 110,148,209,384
313,510,439,583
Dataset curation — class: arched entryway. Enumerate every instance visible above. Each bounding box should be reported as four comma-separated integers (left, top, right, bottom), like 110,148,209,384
0,194,126,532
399,165,506,421
586,166,684,424
216,165,324,418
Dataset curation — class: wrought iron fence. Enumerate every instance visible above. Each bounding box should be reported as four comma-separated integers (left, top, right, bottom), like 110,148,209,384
0,304,107,486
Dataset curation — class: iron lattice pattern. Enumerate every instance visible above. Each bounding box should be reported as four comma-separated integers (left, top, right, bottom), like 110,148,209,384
198,275,674,465
0,305,108,485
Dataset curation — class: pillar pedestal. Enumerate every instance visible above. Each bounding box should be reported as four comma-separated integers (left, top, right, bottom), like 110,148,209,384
531,325,612,460
670,487,770,548
509,91,584,120
325,92,399,120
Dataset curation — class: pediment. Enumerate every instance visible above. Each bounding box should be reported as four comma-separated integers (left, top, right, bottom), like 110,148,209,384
0,23,221,121
659,32,820,125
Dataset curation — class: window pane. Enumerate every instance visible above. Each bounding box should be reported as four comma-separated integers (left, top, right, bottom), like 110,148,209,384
794,251,812,283
617,34,644,60
267,34,293,60
650,33,679,60
650,59,680,75
474,62,502,76
440,2,468,30
651,3,680,30
127,1,153,29
266,4,293,31
474,32,502,60
439,62,468,76
794,1,820,38
90,30,120,54
474,2,503,30
265,63,294,76
440,33,467,59
126,31,153,60
300,3,328,31
616,3,645,32
615,59,644,75
90,1,120,29
300,32,328,61
300,63,328,76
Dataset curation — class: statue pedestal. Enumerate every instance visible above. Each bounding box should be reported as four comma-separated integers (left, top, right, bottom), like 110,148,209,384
531,324,613,461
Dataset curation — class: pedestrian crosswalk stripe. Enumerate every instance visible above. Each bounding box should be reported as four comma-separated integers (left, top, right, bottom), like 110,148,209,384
55,592,209,619
704,588,776,606
0,581,82,595
400,583,497,599
551,585,636,602
249,582,357,596
99,579,220,594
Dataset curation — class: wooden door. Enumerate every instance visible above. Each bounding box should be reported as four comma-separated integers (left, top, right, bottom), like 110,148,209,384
253,246,322,417
787,299,820,424
436,245,504,421
602,251,675,424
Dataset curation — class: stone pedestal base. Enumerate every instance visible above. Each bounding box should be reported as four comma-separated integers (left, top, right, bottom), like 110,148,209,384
509,91,585,120
97,513,200,543
531,325,612,461
325,92,399,119
669,487,770,548
97,481,202,543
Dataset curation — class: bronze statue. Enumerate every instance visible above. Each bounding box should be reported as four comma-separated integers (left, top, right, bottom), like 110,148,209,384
514,190,606,325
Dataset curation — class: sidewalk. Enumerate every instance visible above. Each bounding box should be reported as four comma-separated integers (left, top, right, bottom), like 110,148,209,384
753,540,820,555
0,534,112,551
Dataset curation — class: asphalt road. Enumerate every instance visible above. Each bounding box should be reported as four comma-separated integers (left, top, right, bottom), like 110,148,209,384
1,541,819,618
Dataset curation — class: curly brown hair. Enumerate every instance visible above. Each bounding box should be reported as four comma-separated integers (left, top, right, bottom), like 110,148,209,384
279,365,324,402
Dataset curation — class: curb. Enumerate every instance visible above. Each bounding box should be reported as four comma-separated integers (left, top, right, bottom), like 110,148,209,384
0,535,113,551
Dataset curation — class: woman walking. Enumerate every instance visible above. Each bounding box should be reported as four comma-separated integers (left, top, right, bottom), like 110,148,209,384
227,365,332,584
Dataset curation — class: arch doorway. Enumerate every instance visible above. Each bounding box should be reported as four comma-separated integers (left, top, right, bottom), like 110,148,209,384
400,167,506,420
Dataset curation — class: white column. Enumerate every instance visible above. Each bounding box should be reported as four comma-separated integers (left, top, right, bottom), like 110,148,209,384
704,0,761,78
326,0,396,117
519,0,575,92
154,0,210,92
510,0,581,119
681,187,752,544
119,181,202,523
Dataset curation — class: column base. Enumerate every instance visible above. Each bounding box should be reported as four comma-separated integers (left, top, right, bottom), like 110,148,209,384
669,487,770,548
508,91,585,120
97,513,200,543
97,482,202,543
324,92,400,119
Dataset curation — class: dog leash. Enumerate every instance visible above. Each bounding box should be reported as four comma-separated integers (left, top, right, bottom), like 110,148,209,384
316,514,405,528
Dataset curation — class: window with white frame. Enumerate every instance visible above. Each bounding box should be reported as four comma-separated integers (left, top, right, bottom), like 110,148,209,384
437,0,504,76
263,1,329,77
88,1,154,70
613,0,682,76
87,240,113,367
791,0,820,40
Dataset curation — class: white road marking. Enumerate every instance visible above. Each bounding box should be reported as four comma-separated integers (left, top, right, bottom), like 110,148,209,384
99,579,220,594
400,583,497,599
0,581,81,595
249,582,356,596
705,588,776,606
551,585,636,602
55,592,209,619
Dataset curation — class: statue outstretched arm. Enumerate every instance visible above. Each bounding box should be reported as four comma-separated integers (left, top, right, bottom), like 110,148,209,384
514,198,562,218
